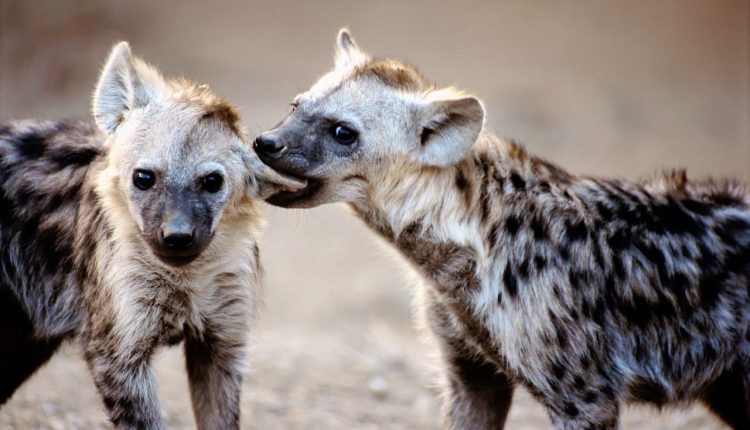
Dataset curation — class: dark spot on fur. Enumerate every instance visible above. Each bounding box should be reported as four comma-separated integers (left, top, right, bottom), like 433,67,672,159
582,390,598,404
557,243,571,262
555,326,569,348
652,199,703,236
16,133,47,159
420,127,434,145
568,270,586,290
51,148,99,166
565,219,588,241
551,361,566,380
563,401,579,417
518,259,530,279
531,216,547,241
455,167,469,191
503,266,518,298
715,217,750,247
596,201,614,221
682,199,713,216
505,216,520,236
574,375,586,390
534,254,547,271
606,229,629,252
510,172,526,190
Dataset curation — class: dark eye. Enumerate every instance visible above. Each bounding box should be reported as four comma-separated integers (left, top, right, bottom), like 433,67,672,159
330,124,358,145
133,170,156,190
202,172,224,193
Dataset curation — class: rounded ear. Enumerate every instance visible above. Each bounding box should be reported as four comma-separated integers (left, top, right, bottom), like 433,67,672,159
334,28,369,69
414,93,485,166
92,42,164,136
242,147,307,199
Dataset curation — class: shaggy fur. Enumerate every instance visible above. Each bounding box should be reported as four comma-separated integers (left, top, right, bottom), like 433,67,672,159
256,30,750,429
0,43,299,429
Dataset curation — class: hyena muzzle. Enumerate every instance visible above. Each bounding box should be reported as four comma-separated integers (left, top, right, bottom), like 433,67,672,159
255,30,750,429
0,42,302,429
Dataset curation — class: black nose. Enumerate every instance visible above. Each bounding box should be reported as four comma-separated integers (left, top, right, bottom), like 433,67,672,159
160,230,195,251
254,135,287,159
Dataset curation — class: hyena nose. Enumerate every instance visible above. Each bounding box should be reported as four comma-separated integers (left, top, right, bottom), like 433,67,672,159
160,228,195,251
254,135,287,160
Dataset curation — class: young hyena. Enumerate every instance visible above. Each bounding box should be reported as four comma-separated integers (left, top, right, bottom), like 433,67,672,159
0,43,301,429
255,30,750,429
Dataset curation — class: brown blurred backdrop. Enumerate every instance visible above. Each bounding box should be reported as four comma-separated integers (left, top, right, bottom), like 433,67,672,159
1,1,748,429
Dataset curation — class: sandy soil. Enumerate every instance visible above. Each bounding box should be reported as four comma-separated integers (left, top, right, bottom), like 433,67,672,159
1,1,748,428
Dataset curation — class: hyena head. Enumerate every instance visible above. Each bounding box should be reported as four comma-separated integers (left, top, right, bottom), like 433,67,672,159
255,29,485,208
93,42,300,267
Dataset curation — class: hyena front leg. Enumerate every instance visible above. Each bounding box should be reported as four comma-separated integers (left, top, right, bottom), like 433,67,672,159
539,387,620,430
0,336,62,405
701,360,750,430
0,288,62,405
184,297,249,430
443,353,515,430
427,295,514,429
83,333,162,430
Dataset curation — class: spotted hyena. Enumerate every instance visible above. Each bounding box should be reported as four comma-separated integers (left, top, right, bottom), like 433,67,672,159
0,42,301,429
254,30,750,429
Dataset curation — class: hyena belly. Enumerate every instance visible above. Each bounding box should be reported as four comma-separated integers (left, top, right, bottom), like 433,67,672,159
0,119,101,402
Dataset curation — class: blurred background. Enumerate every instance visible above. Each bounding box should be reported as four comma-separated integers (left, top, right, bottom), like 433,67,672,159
1,1,748,428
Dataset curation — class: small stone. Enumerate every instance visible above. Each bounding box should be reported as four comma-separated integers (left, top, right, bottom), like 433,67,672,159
368,376,388,399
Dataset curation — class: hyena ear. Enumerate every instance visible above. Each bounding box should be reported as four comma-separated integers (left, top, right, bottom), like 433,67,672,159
414,92,485,166
92,41,164,135
242,148,307,199
334,28,369,69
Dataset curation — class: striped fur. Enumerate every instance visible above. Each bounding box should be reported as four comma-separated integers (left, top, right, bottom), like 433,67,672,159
0,43,297,429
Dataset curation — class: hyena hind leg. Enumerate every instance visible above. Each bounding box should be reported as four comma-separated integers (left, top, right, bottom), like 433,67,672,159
0,288,62,405
700,361,750,430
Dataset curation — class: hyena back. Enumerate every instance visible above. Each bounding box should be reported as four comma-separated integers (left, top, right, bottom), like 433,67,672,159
0,43,299,429
255,30,750,429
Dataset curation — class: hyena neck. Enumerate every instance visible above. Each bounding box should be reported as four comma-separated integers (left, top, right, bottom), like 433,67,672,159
350,133,572,285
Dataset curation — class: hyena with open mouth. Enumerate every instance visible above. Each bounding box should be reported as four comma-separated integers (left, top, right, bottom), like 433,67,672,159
255,30,750,429
0,43,302,429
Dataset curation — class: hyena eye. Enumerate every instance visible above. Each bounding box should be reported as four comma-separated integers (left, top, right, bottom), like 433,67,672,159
330,124,358,145
133,170,156,190
202,172,224,193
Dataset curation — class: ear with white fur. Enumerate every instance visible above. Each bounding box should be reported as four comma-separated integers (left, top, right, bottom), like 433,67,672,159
334,28,369,69
92,42,163,135
414,93,485,166
242,147,307,199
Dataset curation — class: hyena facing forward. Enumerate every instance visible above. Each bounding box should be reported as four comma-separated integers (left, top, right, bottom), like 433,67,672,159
0,43,301,428
256,30,750,429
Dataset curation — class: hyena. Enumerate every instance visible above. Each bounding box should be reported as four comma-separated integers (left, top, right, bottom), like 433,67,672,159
0,42,301,429
255,30,750,429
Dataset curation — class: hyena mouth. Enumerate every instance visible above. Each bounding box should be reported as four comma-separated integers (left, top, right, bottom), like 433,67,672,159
266,177,323,207
155,253,201,267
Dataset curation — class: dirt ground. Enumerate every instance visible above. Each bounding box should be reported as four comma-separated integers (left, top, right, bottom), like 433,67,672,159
1,1,749,429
